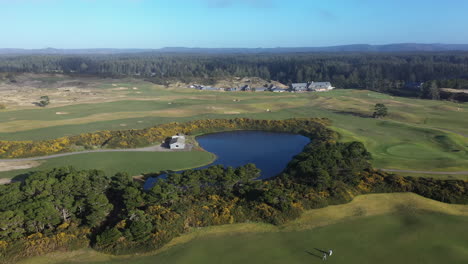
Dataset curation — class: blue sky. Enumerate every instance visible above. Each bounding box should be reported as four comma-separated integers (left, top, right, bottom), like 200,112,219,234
2,0,468,48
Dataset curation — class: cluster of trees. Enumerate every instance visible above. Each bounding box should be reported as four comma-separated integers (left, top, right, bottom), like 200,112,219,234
0,118,336,158
361,171,468,204
0,168,112,261
373,103,388,118
1,53,468,97
421,81,441,100
35,96,50,107
282,141,372,190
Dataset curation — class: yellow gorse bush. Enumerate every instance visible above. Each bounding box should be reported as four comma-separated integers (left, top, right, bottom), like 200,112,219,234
0,118,336,158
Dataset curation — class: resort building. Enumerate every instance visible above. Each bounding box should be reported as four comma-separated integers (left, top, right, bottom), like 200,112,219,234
291,83,308,92
308,82,334,91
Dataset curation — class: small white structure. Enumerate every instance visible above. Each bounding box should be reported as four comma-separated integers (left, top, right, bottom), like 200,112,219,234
169,135,186,150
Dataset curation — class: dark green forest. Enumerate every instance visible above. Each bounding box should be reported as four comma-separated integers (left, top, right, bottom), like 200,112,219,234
1,53,468,99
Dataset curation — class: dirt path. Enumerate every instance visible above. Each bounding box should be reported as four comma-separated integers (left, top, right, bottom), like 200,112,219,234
0,144,192,163
381,169,468,175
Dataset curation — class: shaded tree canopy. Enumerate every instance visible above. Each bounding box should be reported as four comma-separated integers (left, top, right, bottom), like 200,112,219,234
373,103,388,118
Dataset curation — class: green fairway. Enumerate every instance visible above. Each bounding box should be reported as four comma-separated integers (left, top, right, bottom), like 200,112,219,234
0,151,215,179
1,85,467,175
19,193,468,264
393,171,468,180
100,213,467,264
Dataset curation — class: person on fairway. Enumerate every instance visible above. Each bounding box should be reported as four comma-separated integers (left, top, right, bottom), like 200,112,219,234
322,253,327,261
329,249,333,256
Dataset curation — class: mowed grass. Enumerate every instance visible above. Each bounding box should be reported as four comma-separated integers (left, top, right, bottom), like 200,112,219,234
0,83,467,174
393,171,468,180
0,151,215,179
19,193,468,264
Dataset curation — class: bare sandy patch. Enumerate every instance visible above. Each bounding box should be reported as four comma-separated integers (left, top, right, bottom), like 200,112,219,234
441,88,468,94
55,112,70,115
111,87,129,91
0,178,12,185
0,160,42,172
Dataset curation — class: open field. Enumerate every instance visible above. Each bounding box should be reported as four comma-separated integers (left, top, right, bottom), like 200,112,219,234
0,75,467,179
0,150,214,180
19,193,468,264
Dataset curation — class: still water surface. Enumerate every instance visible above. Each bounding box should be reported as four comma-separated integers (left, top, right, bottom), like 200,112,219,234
144,131,310,188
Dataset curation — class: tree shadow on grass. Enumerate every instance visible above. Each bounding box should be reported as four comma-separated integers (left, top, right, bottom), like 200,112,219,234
334,111,372,118
11,171,37,183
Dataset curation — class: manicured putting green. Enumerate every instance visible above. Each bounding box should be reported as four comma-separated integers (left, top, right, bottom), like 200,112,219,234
386,143,442,160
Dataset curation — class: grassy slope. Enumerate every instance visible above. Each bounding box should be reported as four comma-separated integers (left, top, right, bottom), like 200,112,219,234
19,193,468,264
0,84,467,176
0,151,215,179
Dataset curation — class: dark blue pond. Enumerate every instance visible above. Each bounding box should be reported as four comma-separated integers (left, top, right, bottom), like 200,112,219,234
144,131,310,189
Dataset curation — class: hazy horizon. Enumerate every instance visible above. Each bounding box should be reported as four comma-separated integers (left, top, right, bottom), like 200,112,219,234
2,43,468,50
2,0,468,49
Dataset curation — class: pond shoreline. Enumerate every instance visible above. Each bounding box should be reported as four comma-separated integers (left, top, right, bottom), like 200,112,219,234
143,130,311,189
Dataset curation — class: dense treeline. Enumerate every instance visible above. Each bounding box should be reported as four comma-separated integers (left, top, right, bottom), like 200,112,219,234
1,53,468,96
1,139,466,263
0,118,335,158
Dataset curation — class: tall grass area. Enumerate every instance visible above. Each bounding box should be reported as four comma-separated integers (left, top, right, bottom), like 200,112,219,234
19,193,468,264
0,86,467,174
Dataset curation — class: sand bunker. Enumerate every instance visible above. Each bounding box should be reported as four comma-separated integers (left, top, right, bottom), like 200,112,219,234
111,87,129,91
0,160,42,172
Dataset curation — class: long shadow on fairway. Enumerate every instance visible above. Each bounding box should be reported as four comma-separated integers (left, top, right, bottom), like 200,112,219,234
314,248,329,254
305,250,322,259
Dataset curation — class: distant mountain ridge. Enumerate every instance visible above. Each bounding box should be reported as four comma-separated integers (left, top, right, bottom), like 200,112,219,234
2,43,468,55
